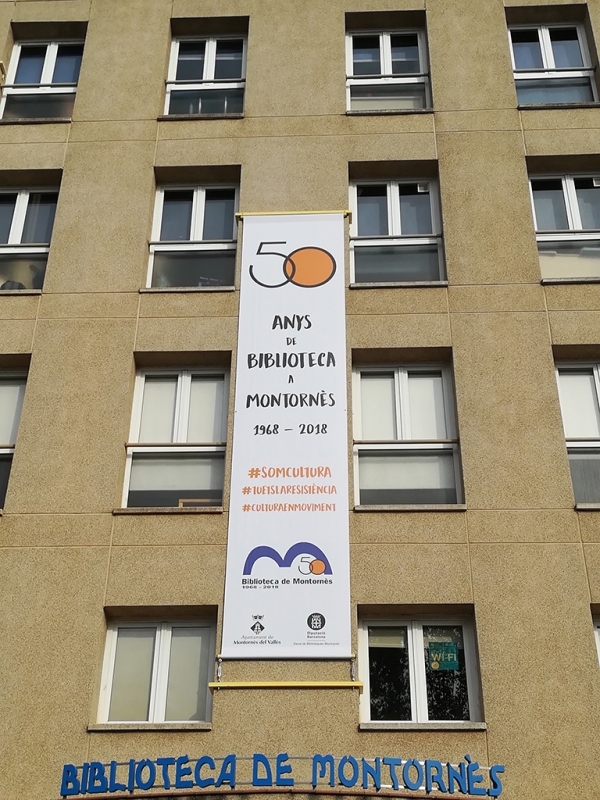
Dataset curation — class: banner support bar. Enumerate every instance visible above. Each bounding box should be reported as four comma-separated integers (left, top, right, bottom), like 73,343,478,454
209,680,363,693
236,210,352,222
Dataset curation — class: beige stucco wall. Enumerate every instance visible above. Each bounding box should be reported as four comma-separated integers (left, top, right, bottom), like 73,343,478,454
1,0,600,798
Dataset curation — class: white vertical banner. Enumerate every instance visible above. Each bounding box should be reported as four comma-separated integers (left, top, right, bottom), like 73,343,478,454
221,213,351,658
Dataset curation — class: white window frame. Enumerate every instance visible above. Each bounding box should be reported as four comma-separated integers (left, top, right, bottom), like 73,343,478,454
0,372,27,508
352,364,461,506
147,184,239,288
349,179,444,285
0,189,57,291
98,620,216,724
529,173,600,238
0,40,84,118
508,23,597,103
164,36,247,116
122,368,230,507
345,30,431,111
358,617,482,723
555,361,600,474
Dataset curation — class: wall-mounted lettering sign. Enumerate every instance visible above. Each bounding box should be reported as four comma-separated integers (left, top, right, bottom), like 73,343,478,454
221,213,351,658
60,752,505,797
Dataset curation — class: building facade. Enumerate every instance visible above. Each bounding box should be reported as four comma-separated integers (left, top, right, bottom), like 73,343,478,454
1,0,600,798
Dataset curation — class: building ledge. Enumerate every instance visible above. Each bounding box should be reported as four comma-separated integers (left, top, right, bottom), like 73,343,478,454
139,286,235,294
0,117,71,125
354,504,466,513
575,503,600,511
359,721,486,732
541,277,600,285
349,281,447,290
113,506,224,515
158,113,244,121
88,723,211,733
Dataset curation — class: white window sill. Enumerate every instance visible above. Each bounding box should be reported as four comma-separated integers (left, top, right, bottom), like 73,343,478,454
0,289,42,295
359,721,486,732
88,722,212,733
113,506,224,515
350,281,447,290
140,286,235,293
354,504,466,513
575,503,600,511
541,277,600,285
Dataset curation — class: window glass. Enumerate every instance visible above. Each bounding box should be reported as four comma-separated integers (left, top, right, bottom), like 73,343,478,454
14,45,46,84
532,180,569,230
575,179,600,229
128,453,225,507
391,34,419,74
359,450,457,505
108,628,156,722
0,195,16,244
160,191,193,241
357,186,388,236
3,93,76,120
550,28,583,68
511,30,543,69
368,626,411,721
21,193,58,244
165,627,211,721
139,377,178,443
516,77,593,104
0,453,12,508
152,250,236,288
423,625,469,721
203,189,235,240
354,244,440,283
399,185,432,235
360,373,396,440
350,83,426,111
188,376,226,443
569,450,600,503
0,380,25,445
353,36,381,75
176,42,206,81
52,44,83,83
214,40,244,79
558,370,600,439
407,372,446,439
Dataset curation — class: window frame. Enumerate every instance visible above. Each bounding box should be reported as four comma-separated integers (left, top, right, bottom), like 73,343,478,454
508,23,597,104
529,173,600,237
0,39,84,119
164,35,247,116
0,187,59,291
147,184,239,289
358,616,482,724
345,29,431,112
352,364,461,507
122,367,230,508
0,371,27,509
349,179,444,285
555,362,600,503
594,617,600,664
98,619,216,725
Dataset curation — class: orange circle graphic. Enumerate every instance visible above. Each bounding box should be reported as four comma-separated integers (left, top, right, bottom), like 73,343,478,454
309,559,327,575
283,247,336,288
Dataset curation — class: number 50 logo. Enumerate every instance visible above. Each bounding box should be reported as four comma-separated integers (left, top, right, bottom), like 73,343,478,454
249,241,336,289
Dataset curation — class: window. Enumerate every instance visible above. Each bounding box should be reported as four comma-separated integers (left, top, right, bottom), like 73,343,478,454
148,185,238,288
509,24,597,105
0,40,84,120
353,365,460,506
350,180,444,285
124,369,229,508
98,620,215,724
0,189,58,290
359,617,481,723
165,37,246,116
594,618,600,664
0,375,26,507
556,364,600,504
345,31,430,112
530,174,600,281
